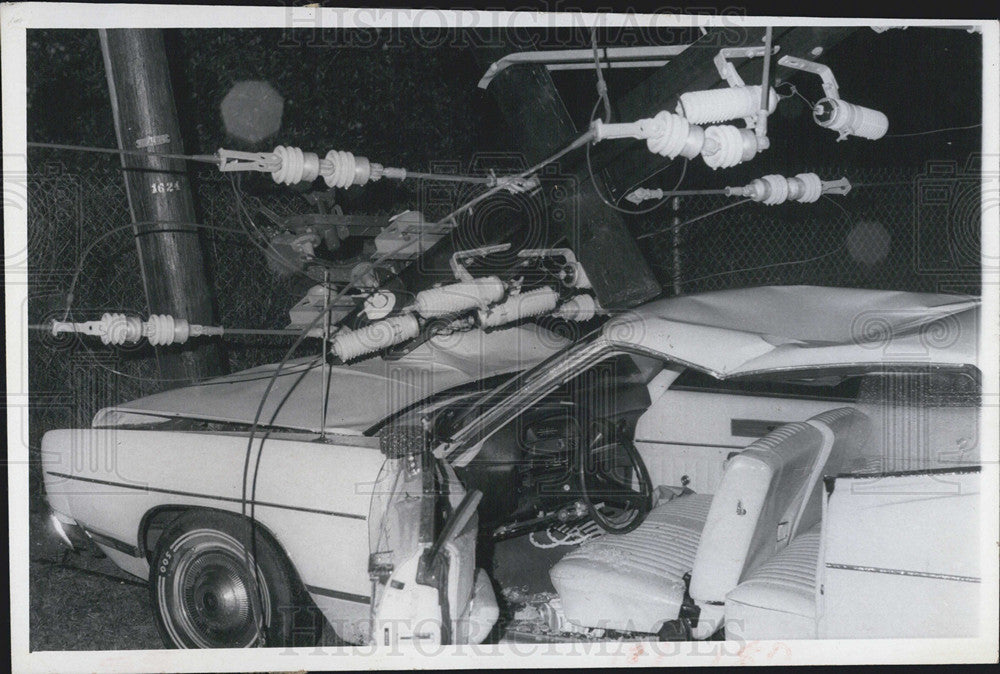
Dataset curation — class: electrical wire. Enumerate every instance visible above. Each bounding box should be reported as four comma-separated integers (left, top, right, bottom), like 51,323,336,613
585,98,694,215
636,198,753,241
26,140,220,165
33,130,596,644
60,221,266,323
591,28,612,123
237,130,595,644
46,220,304,386
774,81,816,109
28,140,498,185
883,123,981,138
679,194,853,285
682,242,848,285
228,173,318,280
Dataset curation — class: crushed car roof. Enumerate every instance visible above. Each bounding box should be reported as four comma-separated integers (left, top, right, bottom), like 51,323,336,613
98,324,570,433
605,285,980,378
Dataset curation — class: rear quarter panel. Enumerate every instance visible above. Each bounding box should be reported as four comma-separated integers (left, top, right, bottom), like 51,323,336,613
818,468,980,638
41,427,384,602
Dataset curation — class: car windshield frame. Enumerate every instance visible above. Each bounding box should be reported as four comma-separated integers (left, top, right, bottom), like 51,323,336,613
435,327,607,451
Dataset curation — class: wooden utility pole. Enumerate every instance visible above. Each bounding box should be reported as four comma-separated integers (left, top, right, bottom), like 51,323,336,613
100,28,222,385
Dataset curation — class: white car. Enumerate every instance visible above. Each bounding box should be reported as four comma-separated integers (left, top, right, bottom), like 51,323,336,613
41,285,984,647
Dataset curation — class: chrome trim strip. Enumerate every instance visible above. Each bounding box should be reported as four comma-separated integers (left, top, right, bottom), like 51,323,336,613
305,584,371,605
826,562,979,583
46,471,367,521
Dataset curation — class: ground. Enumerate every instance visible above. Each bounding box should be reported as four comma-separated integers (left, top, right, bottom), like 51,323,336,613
28,508,344,651
29,509,160,651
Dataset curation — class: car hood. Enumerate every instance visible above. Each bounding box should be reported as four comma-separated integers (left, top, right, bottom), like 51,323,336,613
95,324,569,433
605,286,980,378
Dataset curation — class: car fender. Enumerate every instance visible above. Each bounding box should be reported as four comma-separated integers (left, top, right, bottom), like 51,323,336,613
41,427,384,608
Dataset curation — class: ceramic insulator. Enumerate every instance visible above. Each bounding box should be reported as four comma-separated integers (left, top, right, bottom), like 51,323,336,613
331,314,420,361
270,146,321,185
322,150,373,188
792,173,823,203
413,277,505,317
702,125,759,170
553,294,598,322
476,287,559,328
145,314,191,346
813,98,888,141
645,111,705,160
99,313,144,345
676,85,779,125
759,174,790,205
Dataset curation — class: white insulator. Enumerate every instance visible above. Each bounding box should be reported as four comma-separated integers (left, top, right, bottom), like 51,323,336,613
792,172,823,203
553,294,598,322
330,314,420,361
52,314,219,345
702,125,759,170
301,151,320,182
270,145,316,185
813,98,888,141
759,174,790,205
145,314,191,346
676,85,778,125
645,111,704,160
413,276,505,317
99,313,143,345
323,150,373,188
730,172,827,205
476,287,559,329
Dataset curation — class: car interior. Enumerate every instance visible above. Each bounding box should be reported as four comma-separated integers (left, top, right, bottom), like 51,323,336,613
449,352,981,642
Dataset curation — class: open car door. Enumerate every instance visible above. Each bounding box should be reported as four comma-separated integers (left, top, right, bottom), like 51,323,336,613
368,429,497,646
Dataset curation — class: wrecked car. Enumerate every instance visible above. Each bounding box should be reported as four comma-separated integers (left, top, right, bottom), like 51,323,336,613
42,285,983,647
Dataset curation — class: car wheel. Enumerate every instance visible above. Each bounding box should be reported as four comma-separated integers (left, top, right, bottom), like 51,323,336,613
150,510,320,648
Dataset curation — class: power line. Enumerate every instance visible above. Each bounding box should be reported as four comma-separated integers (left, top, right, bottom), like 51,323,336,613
636,199,752,241
884,123,981,138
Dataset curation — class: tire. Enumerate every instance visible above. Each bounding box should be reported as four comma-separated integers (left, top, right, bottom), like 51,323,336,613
149,510,321,648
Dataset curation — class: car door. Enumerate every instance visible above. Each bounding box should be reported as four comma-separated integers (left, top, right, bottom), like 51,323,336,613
367,427,484,646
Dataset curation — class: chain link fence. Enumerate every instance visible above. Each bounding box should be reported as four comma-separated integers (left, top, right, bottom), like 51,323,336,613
26,159,980,501
637,164,981,297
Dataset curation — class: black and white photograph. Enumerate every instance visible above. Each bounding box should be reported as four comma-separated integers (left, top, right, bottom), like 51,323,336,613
4,4,999,671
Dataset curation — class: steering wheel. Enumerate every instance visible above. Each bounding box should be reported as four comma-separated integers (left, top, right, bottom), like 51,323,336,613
576,418,653,534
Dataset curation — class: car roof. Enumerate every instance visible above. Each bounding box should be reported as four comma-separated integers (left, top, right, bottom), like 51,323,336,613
603,285,980,379
97,324,569,434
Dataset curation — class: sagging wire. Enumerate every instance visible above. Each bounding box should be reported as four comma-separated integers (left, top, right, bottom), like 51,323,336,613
43,220,314,385
32,129,597,643
682,241,848,285
636,199,753,241
677,194,854,285
237,130,596,645
774,81,816,109
585,97,696,215
227,173,320,282
884,123,982,138
591,27,612,123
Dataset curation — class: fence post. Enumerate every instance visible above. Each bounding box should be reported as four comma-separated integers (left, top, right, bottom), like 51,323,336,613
671,196,682,296
99,28,222,386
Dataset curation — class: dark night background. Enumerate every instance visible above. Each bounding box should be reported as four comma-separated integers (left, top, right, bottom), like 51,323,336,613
24,24,984,649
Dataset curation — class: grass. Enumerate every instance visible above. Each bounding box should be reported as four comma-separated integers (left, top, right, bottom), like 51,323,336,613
28,508,345,650
29,510,162,651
